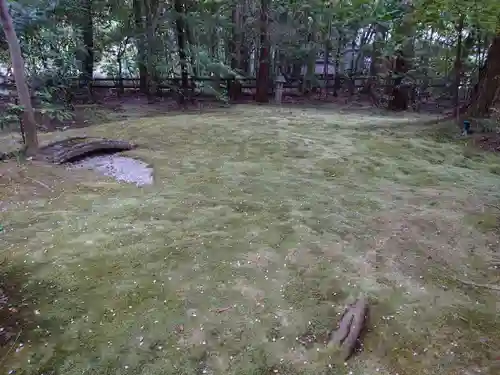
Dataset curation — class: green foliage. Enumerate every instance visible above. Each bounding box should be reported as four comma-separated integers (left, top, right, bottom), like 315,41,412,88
35,88,74,122
0,0,496,111
0,103,24,131
0,89,73,136
415,0,499,33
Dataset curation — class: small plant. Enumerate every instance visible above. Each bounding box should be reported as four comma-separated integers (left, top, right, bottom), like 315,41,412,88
35,88,74,123
474,117,498,133
0,102,24,131
0,103,29,144
0,88,74,143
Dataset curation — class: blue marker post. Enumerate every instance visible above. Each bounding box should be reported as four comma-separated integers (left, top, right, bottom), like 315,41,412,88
463,120,471,135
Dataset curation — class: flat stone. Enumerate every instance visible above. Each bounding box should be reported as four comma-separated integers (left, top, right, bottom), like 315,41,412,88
68,154,153,186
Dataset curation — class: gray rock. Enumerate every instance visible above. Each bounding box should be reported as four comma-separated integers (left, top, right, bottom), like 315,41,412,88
68,155,154,186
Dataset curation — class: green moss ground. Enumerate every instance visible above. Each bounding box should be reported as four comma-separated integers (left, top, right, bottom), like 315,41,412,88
0,105,499,375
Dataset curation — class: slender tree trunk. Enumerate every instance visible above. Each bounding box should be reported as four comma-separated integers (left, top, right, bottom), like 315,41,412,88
452,15,465,122
364,25,383,104
303,28,316,94
349,38,356,73
81,0,94,100
145,0,160,101
0,0,38,153
347,38,356,96
229,0,242,100
276,10,288,78
389,3,414,111
239,0,250,74
230,1,240,70
388,53,409,111
255,0,270,103
185,13,197,77
210,24,218,59
174,0,189,105
466,35,500,118
369,27,382,79
184,6,197,101
323,23,331,98
292,61,301,78
116,37,129,96
117,50,124,96
133,0,148,94
333,31,342,97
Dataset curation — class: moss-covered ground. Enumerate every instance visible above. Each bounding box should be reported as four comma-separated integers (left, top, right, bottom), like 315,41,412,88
0,105,499,375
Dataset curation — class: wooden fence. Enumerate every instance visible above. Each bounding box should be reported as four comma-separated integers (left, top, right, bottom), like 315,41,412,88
0,74,466,104
77,75,452,93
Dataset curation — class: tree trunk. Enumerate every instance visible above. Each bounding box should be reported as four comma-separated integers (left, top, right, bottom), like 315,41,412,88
302,28,316,94
323,22,331,98
333,31,342,97
116,38,129,96
185,12,197,77
229,0,242,100
0,0,38,153
255,0,269,103
117,54,124,96
292,61,301,78
347,38,356,96
174,0,189,106
466,35,500,118
368,27,382,80
184,9,197,101
389,2,414,111
133,0,148,94
363,25,384,103
323,40,330,97
239,0,250,74
145,0,160,102
452,15,465,121
81,0,93,99
230,1,240,70
388,54,409,111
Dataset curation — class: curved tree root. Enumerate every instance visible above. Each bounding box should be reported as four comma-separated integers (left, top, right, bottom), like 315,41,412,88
454,277,500,292
33,137,137,164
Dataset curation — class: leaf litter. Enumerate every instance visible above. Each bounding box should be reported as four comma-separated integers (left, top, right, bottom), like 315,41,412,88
0,104,499,375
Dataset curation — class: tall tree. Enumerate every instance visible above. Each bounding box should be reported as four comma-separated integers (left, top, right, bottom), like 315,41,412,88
466,35,500,117
452,14,465,119
174,0,189,105
0,0,38,153
228,0,243,100
133,0,148,94
389,1,414,110
255,0,270,103
81,0,94,89
144,0,160,101
239,0,250,73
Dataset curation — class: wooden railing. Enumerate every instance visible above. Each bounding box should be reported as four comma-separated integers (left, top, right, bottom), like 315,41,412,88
0,74,461,103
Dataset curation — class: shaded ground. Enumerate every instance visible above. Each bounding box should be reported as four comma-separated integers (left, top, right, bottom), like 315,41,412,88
0,93,230,133
1,88,457,134
474,134,500,153
1,105,500,375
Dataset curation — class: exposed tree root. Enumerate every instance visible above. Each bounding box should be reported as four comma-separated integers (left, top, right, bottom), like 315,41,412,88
328,295,369,361
454,278,500,292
